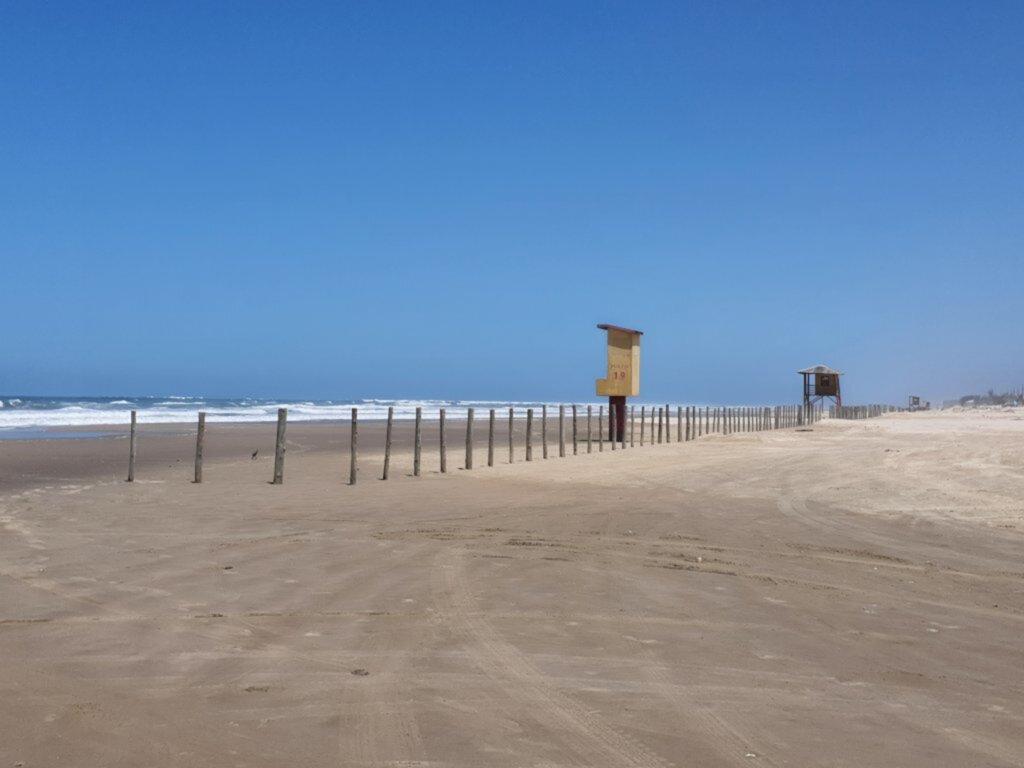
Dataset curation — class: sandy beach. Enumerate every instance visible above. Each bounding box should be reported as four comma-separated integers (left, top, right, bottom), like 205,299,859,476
2,410,1023,766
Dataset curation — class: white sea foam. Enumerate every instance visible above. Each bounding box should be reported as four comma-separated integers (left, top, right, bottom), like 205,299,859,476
0,400,606,430
0,397,737,431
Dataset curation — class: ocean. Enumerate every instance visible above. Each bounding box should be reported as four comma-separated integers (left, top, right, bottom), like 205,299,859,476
0,396,620,433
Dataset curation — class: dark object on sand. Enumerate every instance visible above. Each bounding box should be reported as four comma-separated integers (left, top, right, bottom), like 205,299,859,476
251,450,258,460
351,669,370,676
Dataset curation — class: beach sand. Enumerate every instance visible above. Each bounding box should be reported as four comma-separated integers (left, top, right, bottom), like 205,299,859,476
2,410,1023,766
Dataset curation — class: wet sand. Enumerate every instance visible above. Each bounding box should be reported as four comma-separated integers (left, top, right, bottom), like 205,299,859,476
2,410,1023,766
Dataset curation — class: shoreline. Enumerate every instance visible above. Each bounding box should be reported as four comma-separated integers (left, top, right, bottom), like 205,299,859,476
0,416,573,495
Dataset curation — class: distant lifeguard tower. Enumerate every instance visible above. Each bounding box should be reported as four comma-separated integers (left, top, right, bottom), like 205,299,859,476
799,364,842,408
596,324,642,438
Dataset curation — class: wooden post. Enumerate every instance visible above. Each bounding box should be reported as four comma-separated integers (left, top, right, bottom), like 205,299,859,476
440,408,447,473
193,411,205,483
526,408,534,461
414,407,422,476
559,405,566,457
650,406,655,443
706,406,710,436
465,408,474,470
598,405,604,451
272,407,286,484
349,408,358,485
665,403,670,443
677,406,682,442
127,410,137,482
587,405,593,453
630,406,636,447
508,408,514,463
610,404,617,451
685,406,690,441
657,407,663,444
382,406,394,480
488,409,495,467
572,405,578,455
542,405,548,459
640,405,646,446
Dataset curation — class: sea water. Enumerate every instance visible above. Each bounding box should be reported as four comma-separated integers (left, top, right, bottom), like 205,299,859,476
0,396,619,433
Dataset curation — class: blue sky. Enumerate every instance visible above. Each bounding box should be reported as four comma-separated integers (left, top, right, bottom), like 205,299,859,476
2,1,1022,405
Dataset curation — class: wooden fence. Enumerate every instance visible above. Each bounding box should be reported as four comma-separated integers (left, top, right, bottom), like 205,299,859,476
831,404,900,419
126,400,905,484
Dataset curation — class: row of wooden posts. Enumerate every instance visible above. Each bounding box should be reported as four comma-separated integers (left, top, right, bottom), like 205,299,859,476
125,402,828,484
831,404,896,419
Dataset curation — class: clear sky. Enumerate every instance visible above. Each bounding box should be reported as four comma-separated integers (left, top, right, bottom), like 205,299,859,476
3,1,1022,405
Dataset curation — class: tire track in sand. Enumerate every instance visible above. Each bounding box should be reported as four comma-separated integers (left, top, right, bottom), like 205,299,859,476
431,547,672,768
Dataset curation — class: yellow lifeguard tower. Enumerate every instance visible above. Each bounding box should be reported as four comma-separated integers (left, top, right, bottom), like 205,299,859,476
596,324,642,438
